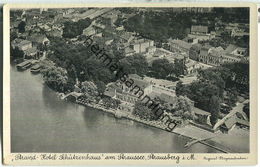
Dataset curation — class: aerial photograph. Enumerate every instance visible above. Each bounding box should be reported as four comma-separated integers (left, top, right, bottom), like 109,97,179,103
10,7,250,153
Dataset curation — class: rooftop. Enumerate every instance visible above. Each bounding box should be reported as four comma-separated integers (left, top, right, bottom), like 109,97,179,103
28,34,48,43
191,25,208,34
124,47,135,54
201,44,212,51
209,46,225,57
159,92,177,104
170,39,192,50
185,59,198,68
12,39,32,48
129,74,151,89
131,38,153,45
193,107,210,116
223,116,237,129
24,47,38,55
225,44,238,54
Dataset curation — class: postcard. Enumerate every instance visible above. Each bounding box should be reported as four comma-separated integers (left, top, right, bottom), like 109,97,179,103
2,3,258,165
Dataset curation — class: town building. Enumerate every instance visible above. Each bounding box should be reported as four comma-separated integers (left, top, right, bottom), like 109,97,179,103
27,34,50,47
191,25,208,35
104,74,152,112
47,29,63,38
180,7,213,13
82,26,96,36
64,8,113,21
184,59,201,75
220,113,249,133
23,47,39,59
193,107,211,125
145,47,182,66
100,11,119,27
196,44,248,66
62,9,75,17
225,44,247,57
188,25,215,41
130,39,154,54
104,74,179,112
38,24,52,32
11,20,20,29
117,31,135,43
11,39,32,51
189,43,202,61
40,8,48,14
124,47,135,57
231,27,249,37
168,39,192,56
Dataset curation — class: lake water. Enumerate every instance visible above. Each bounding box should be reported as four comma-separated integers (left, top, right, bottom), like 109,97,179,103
11,66,220,153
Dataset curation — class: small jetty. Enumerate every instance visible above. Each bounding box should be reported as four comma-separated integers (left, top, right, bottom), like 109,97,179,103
60,92,231,153
184,135,218,148
16,60,32,71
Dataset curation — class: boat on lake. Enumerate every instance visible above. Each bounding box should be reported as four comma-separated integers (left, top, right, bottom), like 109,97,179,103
16,60,32,71
30,64,41,73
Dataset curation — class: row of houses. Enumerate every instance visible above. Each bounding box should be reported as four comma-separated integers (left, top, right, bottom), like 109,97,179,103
165,25,248,67
189,43,248,66
88,22,207,75
11,34,49,59
63,8,113,22
168,25,214,56
103,73,249,133
104,74,177,112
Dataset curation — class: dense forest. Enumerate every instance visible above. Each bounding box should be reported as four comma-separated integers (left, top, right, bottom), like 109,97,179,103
122,8,249,43
176,62,249,112
123,12,192,42
62,18,92,38
45,37,190,93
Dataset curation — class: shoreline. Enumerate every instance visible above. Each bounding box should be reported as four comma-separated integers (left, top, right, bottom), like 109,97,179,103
75,99,230,153
12,61,238,153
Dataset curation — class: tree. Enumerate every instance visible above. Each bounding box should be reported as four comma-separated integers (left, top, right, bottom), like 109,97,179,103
81,81,98,96
101,97,121,109
150,58,174,79
95,80,106,95
41,62,68,92
18,21,26,33
123,11,192,42
197,62,249,95
174,96,195,120
11,31,18,41
119,54,149,77
173,59,186,77
189,44,202,61
186,80,220,111
198,68,225,98
176,81,189,96
10,46,24,60
209,95,220,126
223,62,249,94
46,38,116,86
62,18,91,38
225,89,238,107
133,101,157,121
243,102,249,120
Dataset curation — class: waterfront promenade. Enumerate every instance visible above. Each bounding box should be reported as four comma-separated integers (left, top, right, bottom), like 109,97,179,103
75,97,249,153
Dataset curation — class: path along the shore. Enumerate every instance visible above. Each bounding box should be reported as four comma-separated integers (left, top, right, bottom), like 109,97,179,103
75,99,249,153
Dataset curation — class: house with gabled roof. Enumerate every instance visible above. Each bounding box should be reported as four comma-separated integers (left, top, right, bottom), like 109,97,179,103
27,34,50,47
11,39,32,51
169,39,192,56
24,47,39,59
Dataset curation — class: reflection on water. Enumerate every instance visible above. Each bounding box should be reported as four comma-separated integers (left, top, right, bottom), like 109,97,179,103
11,66,220,153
